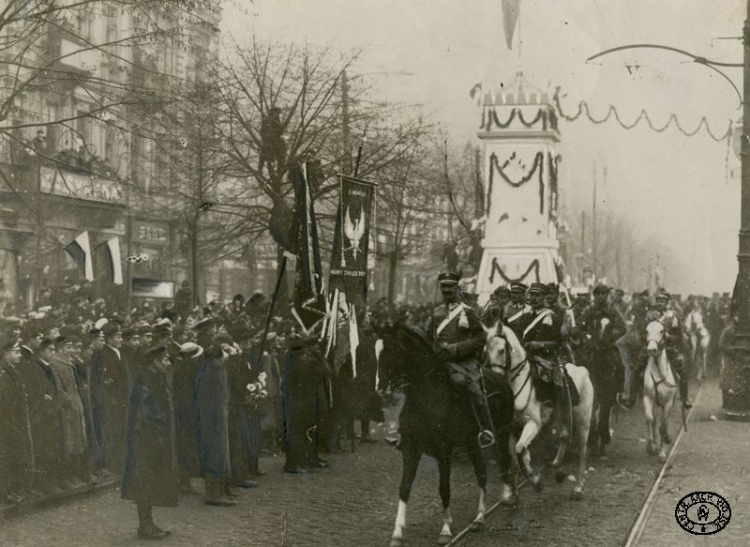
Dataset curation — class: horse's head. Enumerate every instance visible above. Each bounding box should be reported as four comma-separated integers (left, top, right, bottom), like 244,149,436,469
378,323,438,390
484,321,526,374
645,320,665,356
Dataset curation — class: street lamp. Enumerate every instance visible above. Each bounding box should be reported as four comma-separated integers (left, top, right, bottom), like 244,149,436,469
587,0,750,418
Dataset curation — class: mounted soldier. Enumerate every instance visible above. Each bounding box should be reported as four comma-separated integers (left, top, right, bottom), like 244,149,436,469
429,271,494,445
625,290,692,409
481,285,510,327
504,282,530,339
517,282,571,440
577,285,627,455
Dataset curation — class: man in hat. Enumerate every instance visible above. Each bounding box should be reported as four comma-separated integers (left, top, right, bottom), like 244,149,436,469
121,345,179,540
174,343,203,495
430,271,494,444
519,282,571,440
194,332,236,506
0,338,33,501
482,286,511,328
504,282,530,338
629,290,692,409
577,285,627,454
49,335,89,486
90,322,128,473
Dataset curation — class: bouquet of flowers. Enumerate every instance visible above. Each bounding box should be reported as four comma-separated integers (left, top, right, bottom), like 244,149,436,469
246,372,270,415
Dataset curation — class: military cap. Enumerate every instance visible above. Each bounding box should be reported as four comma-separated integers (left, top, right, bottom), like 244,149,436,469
88,328,103,337
493,286,511,297
527,282,547,295
510,282,528,293
135,322,152,336
153,322,172,336
593,284,611,295
179,342,204,359
639,290,650,298
121,327,136,339
438,271,461,286
232,293,244,303
546,282,560,293
655,291,670,301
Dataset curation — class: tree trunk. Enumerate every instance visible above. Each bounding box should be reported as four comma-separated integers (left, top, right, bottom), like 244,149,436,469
387,252,398,304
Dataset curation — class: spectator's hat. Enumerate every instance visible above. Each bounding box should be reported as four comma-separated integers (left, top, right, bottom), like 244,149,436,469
121,327,136,339
438,271,461,286
245,291,265,307
232,293,244,303
101,322,120,338
510,282,528,293
147,345,168,359
88,328,103,337
39,338,54,351
593,284,610,295
135,322,152,336
655,290,670,302
179,342,204,359
194,317,214,332
212,332,233,346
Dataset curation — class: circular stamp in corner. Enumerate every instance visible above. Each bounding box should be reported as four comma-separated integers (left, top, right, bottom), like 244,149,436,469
675,491,731,535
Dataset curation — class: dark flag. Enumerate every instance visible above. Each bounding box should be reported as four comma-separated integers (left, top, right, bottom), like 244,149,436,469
291,165,326,331
328,175,377,305
268,198,298,253
64,231,93,281
94,237,123,285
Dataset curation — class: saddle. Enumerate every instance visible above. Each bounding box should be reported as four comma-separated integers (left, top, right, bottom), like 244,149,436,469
528,355,580,407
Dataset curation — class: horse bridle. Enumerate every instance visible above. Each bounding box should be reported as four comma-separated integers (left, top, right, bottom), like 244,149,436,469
489,330,532,406
647,321,676,390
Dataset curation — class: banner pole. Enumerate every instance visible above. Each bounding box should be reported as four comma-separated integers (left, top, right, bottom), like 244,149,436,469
256,254,287,365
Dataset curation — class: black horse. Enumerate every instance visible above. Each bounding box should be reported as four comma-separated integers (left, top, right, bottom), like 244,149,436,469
379,324,515,547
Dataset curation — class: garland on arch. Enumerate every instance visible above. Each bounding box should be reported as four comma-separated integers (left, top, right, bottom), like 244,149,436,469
489,258,540,286
489,151,544,188
481,107,555,131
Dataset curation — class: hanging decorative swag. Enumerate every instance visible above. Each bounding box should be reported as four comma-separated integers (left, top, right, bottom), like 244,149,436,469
481,107,556,131
489,151,544,188
489,258,541,286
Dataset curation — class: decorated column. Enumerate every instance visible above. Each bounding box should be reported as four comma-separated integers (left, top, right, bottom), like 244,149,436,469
475,88,562,305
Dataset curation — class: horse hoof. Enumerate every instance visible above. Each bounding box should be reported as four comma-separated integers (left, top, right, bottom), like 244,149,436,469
533,480,544,493
500,494,517,507
554,470,566,484
437,533,452,545
470,521,485,532
646,445,657,456
658,453,667,463
570,489,584,501
389,538,404,547
663,435,672,445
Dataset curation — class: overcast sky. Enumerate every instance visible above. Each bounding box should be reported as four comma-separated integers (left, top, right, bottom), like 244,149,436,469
223,0,745,295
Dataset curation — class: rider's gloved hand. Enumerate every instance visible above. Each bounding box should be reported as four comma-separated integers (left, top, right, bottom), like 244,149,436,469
435,343,452,360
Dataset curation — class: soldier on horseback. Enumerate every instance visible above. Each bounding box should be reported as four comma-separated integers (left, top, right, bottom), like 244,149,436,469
517,282,572,440
504,282,530,339
430,271,495,445
625,290,693,409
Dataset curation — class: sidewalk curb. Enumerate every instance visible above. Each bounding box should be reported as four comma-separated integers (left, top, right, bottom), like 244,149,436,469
0,477,120,522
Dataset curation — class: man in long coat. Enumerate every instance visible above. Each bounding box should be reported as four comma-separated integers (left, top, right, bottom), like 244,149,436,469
173,342,203,494
194,332,236,506
0,339,33,501
90,322,128,473
122,345,179,540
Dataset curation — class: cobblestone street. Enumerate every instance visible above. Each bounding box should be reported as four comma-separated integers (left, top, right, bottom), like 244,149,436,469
0,391,685,547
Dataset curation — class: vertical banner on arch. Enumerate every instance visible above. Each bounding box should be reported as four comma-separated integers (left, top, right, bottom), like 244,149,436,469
328,176,377,306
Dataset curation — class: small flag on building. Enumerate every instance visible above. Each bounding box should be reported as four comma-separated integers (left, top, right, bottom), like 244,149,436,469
95,237,123,285
64,231,94,281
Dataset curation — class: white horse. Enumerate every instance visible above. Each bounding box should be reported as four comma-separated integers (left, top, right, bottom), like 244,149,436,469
485,322,594,500
685,308,711,380
643,320,678,461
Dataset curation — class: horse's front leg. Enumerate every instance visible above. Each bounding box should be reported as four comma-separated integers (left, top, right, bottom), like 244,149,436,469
658,394,676,462
466,445,489,529
437,458,453,545
643,387,657,456
390,447,420,547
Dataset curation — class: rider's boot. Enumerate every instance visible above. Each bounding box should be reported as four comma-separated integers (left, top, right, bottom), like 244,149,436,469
554,381,571,441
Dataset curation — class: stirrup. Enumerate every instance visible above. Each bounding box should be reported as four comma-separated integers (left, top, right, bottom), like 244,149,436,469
478,430,495,448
